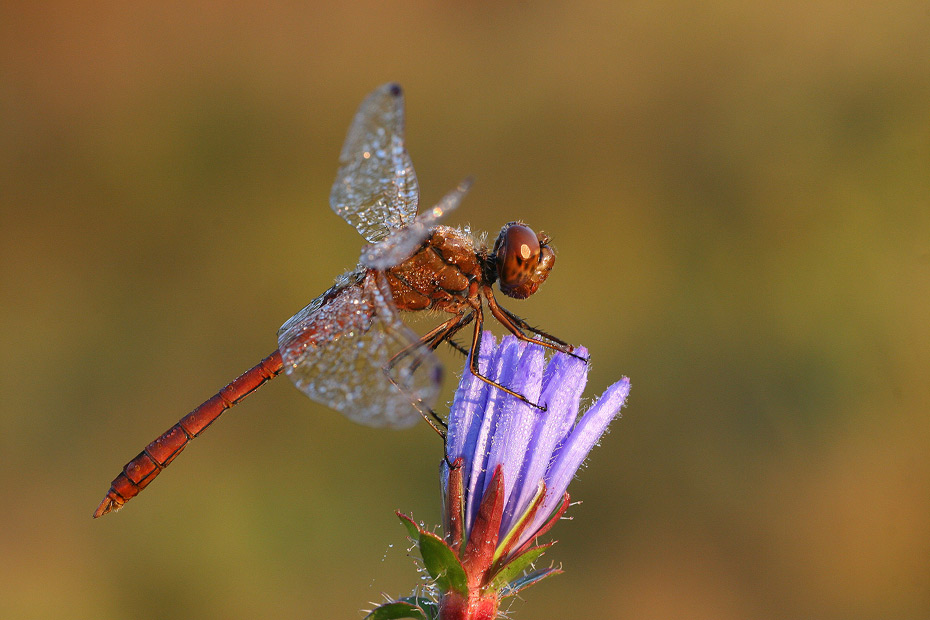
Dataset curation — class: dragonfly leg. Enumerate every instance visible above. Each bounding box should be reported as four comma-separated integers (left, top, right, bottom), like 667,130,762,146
383,312,474,434
382,310,480,437
483,286,587,362
381,365,447,438
425,311,474,356
388,310,473,380
435,324,472,357
468,303,547,411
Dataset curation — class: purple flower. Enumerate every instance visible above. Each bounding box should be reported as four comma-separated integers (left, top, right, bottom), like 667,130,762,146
444,333,630,559
386,333,629,620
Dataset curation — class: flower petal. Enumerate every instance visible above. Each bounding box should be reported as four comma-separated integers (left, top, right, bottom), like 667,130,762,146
446,332,497,466
445,333,498,510
464,337,523,528
485,343,545,533
504,347,588,527
524,376,630,544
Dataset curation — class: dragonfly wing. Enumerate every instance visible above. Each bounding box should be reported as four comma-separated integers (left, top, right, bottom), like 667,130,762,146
360,178,473,270
330,83,419,243
277,270,442,428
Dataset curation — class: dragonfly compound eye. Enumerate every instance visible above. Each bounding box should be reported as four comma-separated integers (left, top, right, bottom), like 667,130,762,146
495,223,554,299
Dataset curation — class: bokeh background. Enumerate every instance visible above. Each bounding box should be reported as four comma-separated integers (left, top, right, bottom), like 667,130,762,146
2,2,929,619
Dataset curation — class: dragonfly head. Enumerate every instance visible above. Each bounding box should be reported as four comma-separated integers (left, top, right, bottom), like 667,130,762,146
492,222,555,300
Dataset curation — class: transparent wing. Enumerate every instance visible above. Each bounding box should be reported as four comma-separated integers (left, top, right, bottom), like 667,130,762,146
360,178,473,270
330,83,419,243
277,270,442,428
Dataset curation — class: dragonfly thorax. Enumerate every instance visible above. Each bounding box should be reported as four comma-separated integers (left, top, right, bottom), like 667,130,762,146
385,226,484,313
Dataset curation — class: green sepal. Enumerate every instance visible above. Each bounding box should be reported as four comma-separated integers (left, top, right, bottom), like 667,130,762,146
499,566,563,598
486,543,553,595
364,599,433,620
396,596,438,619
398,512,422,540
419,530,468,596
397,512,468,597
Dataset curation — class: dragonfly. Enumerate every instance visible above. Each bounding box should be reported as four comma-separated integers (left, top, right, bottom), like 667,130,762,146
93,83,577,518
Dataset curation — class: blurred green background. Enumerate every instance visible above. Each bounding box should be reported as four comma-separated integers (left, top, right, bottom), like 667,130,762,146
2,2,929,619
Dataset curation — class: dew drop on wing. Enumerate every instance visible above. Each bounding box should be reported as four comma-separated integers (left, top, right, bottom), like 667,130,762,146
360,179,472,270
276,271,442,429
